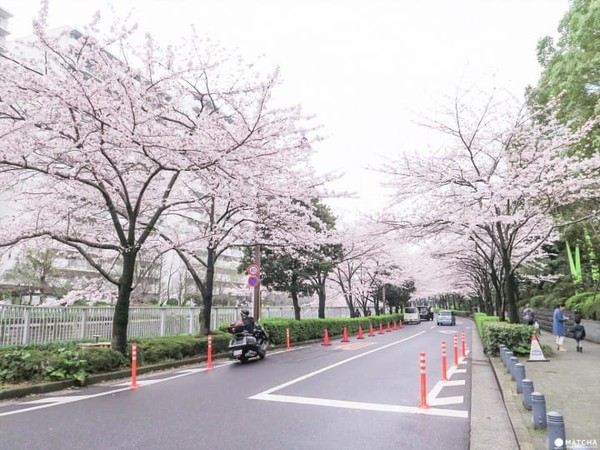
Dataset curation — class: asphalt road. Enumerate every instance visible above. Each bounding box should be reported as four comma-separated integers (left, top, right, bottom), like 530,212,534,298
0,319,472,450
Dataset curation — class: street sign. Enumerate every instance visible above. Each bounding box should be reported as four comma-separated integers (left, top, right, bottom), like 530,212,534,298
247,275,259,287
247,264,259,276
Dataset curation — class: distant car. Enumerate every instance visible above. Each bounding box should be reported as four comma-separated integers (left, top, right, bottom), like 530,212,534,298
437,310,456,326
418,306,433,321
403,307,421,325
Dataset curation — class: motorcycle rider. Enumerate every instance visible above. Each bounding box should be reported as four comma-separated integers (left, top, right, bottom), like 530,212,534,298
240,309,255,333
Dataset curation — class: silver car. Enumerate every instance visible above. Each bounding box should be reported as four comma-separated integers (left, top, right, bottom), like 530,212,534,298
436,310,456,326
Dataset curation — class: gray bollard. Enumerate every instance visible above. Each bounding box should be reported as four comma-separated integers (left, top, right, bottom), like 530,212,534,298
505,351,513,371
504,350,513,369
522,379,534,410
499,345,507,365
547,411,566,450
510,356,518,380
532,392,547,429
514,363,526,393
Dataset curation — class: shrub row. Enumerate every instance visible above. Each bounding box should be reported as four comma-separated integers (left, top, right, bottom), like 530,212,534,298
522,292,600,320
474,312,554,357
1,314,405,386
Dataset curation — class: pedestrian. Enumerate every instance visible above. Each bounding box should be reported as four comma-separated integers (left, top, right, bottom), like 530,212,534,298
522,304,535,326
355,308,361,317
571,316,586,353
553,303,569,352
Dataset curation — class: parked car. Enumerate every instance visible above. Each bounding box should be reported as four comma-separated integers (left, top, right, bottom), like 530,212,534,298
403,306,421,325
437,310,456,326
418,306,433,321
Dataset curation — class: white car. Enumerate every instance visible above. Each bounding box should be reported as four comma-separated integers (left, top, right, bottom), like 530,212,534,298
403,307,421,325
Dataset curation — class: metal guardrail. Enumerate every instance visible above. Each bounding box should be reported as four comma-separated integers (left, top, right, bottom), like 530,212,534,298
0,304,350,346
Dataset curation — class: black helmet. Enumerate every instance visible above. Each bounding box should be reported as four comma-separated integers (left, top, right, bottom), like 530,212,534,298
241,309,250,318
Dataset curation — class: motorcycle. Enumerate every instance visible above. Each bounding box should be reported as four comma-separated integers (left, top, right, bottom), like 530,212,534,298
226,321,269,363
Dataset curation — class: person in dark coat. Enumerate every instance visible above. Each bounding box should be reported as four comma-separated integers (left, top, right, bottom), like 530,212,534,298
553,303,569,351
240,309,255,333
571,317,586,353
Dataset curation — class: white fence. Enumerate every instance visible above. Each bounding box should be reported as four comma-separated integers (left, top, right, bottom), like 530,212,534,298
0,304,350,346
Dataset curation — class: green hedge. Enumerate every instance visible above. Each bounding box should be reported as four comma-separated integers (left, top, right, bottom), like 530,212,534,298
219,314,404,346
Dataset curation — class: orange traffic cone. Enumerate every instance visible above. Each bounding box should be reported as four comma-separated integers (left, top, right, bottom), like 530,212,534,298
357,324,364,339
399,320,403,328
322,328,331,346
386,322,392,332
378,323,384,334
341,326,350,342
393,321,398,331
368,323,375,337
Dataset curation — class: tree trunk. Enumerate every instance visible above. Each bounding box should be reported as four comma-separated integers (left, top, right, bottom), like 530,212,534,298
318,282,326,319
201,248,216,333
504,269,519,323
111,249,137,354
291,287,301,320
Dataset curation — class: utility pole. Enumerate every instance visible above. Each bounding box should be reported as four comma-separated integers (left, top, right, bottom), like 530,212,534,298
253,245,261,320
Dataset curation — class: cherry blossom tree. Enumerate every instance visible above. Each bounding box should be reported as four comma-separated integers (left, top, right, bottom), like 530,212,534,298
0,8,322,352
381,90,600,323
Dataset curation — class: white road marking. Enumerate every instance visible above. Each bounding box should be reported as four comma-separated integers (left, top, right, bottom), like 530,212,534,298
251,393,468,419
252,331,426,396
250,330,469,419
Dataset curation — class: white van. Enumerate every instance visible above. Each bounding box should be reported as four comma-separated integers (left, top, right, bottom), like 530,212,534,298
403,306,421,325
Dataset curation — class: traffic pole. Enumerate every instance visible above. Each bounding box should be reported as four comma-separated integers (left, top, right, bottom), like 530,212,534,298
461,331,466,358
286,328,291,351
441,341,448,381
418,352,429,409
207,334,213,369
453,333,459,367
130,342,139,389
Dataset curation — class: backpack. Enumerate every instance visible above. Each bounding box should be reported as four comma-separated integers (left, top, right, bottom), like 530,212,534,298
573,326,585,340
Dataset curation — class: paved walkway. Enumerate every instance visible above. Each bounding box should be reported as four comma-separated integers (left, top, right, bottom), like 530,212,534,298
489,331,600,449
470,325,519,449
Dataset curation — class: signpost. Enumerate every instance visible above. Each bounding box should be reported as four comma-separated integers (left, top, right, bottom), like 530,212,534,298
247,247,261,319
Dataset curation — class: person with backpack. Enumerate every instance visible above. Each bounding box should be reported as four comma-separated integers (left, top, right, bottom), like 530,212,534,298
522,304,535,326
571,316,586,353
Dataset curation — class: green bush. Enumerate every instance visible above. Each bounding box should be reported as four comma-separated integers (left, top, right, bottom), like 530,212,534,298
0,349,47,384
483,322,538,356
0,347,89,385
527,294,560,309
133,333,230,365
80,347,128,374
473,313,499,336
580,298,600,320
565,291,597,311
44,348,88,385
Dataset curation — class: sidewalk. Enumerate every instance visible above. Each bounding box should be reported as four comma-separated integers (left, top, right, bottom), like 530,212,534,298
470,325,519,449
490,332,600,449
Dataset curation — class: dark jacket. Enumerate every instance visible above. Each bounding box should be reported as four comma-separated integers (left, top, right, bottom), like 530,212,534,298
242,316,256,333
571,323,586,341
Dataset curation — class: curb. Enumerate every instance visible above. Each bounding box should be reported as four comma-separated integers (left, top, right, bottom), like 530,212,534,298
0,340,306,401
0,352,227,401
489,355,546,450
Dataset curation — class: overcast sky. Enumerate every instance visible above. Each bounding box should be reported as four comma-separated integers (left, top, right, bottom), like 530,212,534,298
2,0,570,220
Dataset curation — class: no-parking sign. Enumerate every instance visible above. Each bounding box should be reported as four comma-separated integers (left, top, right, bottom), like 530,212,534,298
247,264,259,276
247,275,259,287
